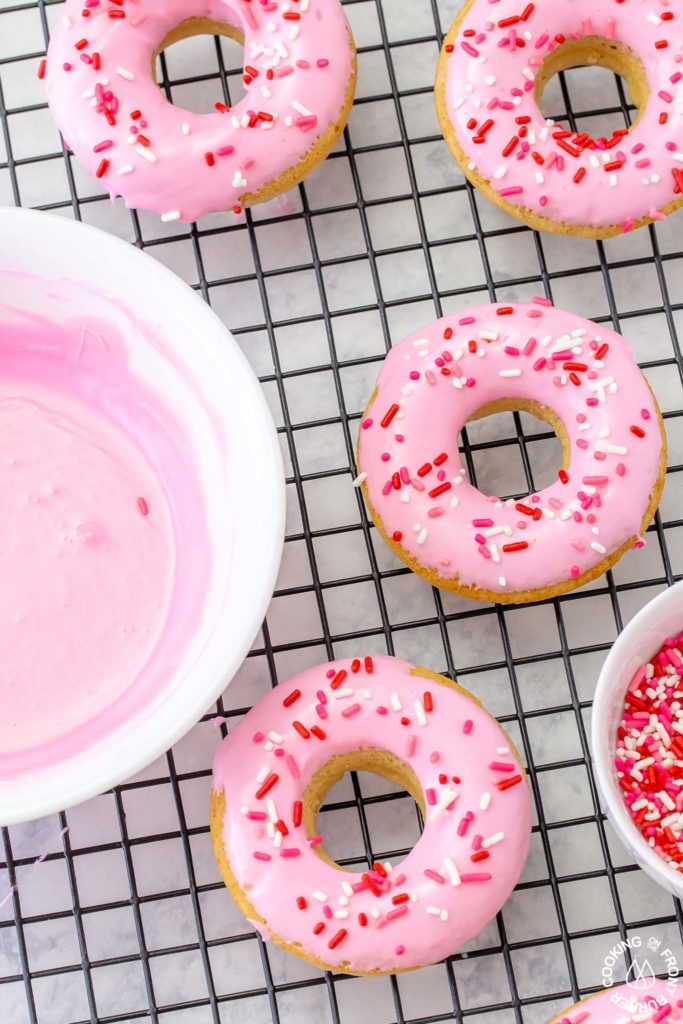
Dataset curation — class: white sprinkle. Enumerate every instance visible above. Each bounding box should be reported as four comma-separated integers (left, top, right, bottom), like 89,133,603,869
334,909,349,919
499,368,522,378
429,787,459,820
62,15,73,28
116,66,135,81
256,765,270,784
352,472,367,488
607,444,628,455
269,731,283,744
312,891,328,902
493,166,508,180
390,693,402,712
481,831,505,848
591,541,607,555
161,210,181,223
660,790,676,811
292,100,313,117
440,909,449,922
414,700,427,726
443,856,461,886
490,544,500,564
479,330,498,341
136,144,158,163
426,906,442,916
273,829,282,848
266,799,278,823
341,881,353,897
338,895,349,906
479,792,491,810
416,528,428,545
117,164,134,176
499,576,507,588
182,122,191,136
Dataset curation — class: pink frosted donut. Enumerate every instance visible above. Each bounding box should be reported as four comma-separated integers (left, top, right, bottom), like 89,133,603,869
436,0,683,237
547,980,681,1024
43,0,356,223
356,301,666,604
211,656,532,975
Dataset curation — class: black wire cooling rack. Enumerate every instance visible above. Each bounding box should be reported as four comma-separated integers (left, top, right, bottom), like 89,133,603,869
3,0,683,1022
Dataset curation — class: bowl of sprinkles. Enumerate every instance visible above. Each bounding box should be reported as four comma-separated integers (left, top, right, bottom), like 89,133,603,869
592,582,683,898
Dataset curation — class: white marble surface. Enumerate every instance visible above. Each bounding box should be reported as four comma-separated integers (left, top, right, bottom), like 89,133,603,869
2,0,683,1021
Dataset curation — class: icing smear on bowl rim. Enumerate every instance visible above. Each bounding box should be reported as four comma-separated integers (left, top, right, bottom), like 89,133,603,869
0,208,285,825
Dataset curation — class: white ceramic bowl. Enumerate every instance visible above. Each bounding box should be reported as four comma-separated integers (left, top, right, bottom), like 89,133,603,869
0,207,285,825
592,582,683,899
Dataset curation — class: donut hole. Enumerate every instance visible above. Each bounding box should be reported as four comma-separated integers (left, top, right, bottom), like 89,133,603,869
535,37,647,141
154,18,247,114
304,750,424,872
462,399,567,500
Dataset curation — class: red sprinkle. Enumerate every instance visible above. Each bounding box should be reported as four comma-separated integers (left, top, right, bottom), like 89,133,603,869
283,689,301,707
328,928,348,950
255,773,279,799
381,404,399,429
330,669,348,691
497,774,523,791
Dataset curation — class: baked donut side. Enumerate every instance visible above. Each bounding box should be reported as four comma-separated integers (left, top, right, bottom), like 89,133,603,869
435,0,683,238
356,302,666,604
211,658,532,975
44,0,356,222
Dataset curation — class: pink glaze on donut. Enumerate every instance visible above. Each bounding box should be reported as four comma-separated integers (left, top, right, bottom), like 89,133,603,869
212,656,532,973
551,980,681,1024
442,0,683,231
44,0,354,222
357,302,662,597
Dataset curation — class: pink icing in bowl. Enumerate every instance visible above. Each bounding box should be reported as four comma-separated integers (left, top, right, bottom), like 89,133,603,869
0,207,284,825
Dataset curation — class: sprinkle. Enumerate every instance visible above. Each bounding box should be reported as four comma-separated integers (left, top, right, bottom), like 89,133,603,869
328,929,347,950
443,856,461,886
255,774,279,799
497,775,523,791
481,831,505,848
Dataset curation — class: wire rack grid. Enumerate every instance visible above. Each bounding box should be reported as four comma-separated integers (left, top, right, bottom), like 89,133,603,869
2,0,683,1022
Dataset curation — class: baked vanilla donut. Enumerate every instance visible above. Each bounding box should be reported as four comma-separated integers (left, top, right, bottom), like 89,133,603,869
211,656,531,975
436,0,683,237
546,980,681,1024
44,0,356,222
356,301,666,604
